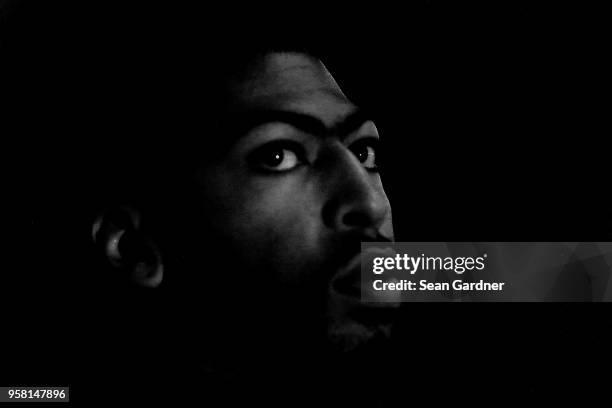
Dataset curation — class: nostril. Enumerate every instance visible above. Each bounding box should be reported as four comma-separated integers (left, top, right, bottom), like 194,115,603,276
342,211,371,229
321,177,389,232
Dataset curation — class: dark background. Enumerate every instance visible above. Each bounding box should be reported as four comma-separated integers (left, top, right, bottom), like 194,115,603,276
3,0,611,405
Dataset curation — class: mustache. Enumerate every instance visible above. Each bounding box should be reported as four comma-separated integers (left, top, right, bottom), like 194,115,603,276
327,231,393,274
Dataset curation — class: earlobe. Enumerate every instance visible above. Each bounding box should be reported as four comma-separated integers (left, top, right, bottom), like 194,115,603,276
92,206,164,288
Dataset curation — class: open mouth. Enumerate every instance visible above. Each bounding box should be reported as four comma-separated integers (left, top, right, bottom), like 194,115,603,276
332,267,363,298
329,247,402,332
331,246,398,301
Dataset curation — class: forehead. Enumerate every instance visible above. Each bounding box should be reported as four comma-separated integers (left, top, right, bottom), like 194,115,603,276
228,52,357,125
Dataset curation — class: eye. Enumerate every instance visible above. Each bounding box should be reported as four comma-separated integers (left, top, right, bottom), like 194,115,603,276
247,141,305,172
350,138,379,171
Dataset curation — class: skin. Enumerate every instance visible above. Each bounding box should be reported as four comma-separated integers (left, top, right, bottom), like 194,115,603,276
191,52,398,356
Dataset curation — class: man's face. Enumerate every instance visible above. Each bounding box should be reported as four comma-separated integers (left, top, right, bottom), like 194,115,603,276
193,52,397,353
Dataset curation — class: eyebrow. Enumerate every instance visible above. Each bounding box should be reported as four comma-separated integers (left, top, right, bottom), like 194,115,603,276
225,108,374,142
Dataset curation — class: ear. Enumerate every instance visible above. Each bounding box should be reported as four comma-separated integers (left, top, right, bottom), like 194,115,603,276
91,206,163,288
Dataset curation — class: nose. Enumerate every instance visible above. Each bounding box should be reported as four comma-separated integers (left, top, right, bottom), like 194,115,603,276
321,145,392,236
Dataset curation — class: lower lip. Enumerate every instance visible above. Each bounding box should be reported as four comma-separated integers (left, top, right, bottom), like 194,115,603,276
332,275,402,310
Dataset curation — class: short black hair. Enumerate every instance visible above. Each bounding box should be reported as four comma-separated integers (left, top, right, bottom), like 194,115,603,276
85,33,326,220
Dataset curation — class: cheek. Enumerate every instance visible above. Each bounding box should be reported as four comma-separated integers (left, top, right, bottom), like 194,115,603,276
203,174,324,280
243,182,320,249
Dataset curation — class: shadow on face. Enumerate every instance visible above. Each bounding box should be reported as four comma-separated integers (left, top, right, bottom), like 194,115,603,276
91,52,398,383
